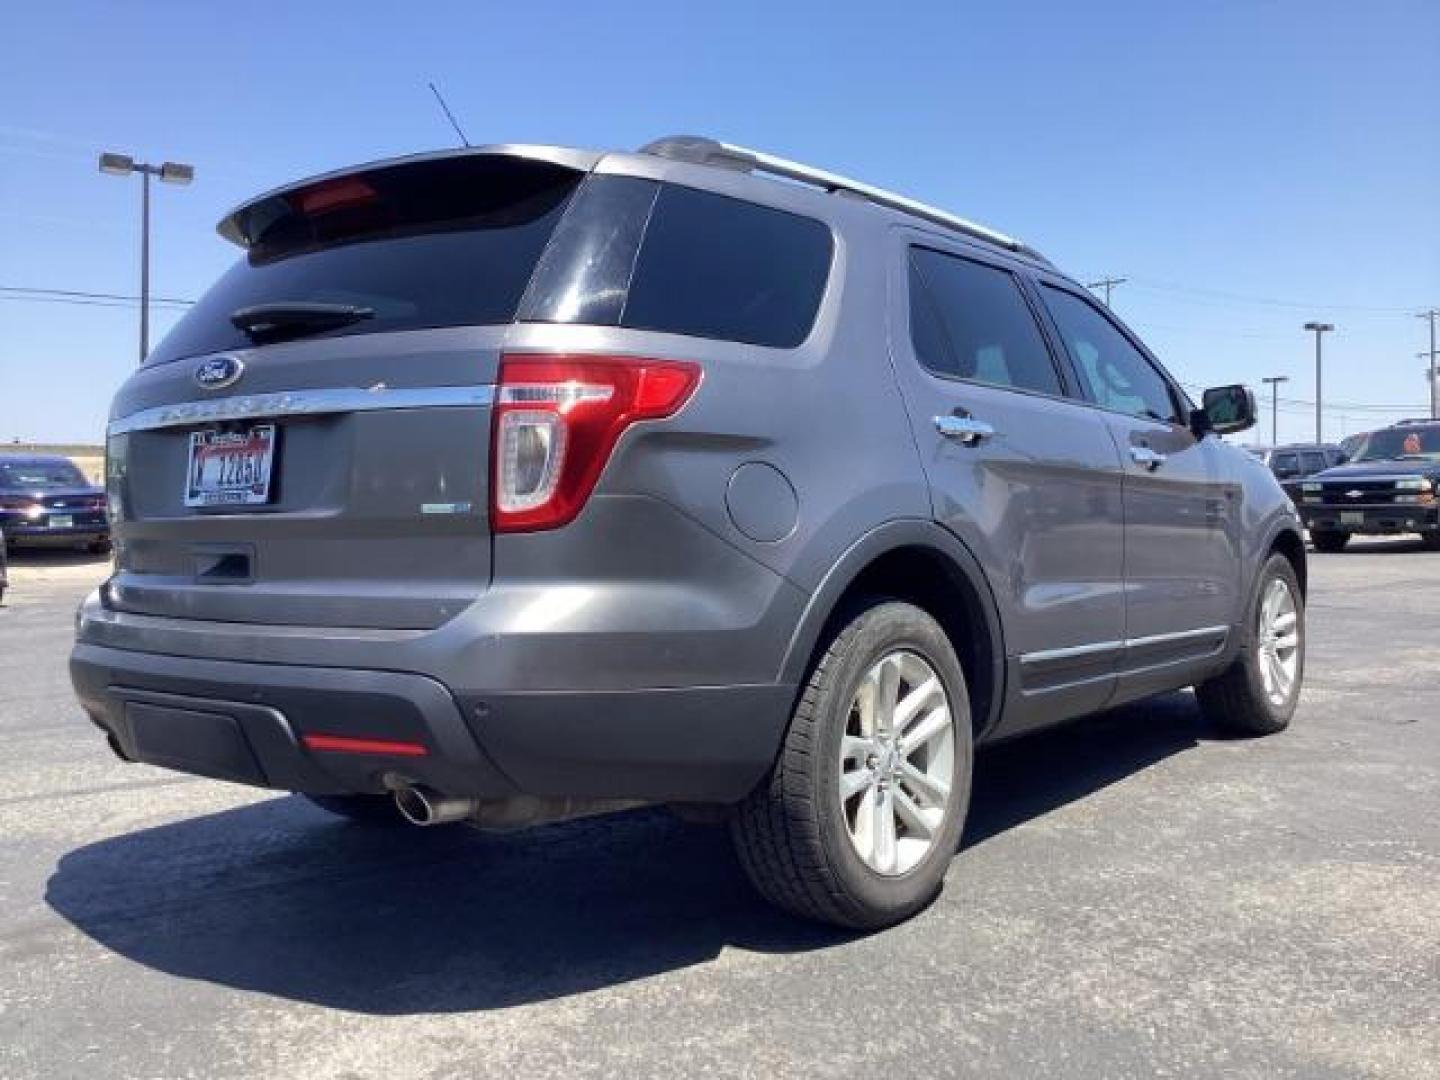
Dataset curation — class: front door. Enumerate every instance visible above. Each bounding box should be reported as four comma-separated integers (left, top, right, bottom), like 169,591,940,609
1036,282,1241,697
890,239,1128,734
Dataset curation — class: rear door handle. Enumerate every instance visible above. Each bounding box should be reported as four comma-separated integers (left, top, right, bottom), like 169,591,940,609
1130,445,1167,470
933,415,997,445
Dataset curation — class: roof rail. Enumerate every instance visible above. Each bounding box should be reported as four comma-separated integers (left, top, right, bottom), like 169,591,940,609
640,136,1045,262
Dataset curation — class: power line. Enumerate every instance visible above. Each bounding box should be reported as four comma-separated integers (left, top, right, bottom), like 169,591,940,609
1179,380,1419,414
0,285,194,307
1123,276,1424,315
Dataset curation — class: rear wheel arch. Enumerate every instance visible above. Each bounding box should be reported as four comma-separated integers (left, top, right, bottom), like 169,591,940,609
779,520,1006,741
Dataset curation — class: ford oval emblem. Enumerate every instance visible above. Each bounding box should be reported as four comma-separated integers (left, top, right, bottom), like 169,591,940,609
195,355,244,390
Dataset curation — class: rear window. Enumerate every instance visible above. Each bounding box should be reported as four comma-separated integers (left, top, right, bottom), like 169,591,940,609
522,178,833,348
0,459,87,490
147,155,584,365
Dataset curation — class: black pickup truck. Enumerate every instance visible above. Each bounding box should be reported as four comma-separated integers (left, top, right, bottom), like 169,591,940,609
1295,421,1440,552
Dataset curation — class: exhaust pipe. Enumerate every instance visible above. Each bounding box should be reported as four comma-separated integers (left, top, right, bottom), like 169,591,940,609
390,783,645,830
392,786,480,827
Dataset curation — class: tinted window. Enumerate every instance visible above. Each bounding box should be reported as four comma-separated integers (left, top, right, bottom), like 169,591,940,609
1041,286,1179,422
1301,451,1328,474
0,459,87,490
149,156,584,365
908,249,1062,395
1271,453,1299,477
1353,425,1440,462
620,185,832,347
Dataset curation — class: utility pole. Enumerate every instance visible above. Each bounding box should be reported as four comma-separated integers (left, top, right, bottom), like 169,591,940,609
1261,375,1289,446
1419,309,1439,420
1303,322,1335,443
99,153,194,363
1086,277,1127,307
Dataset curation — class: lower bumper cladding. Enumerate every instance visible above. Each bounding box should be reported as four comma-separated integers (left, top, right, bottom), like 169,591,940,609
70,643,794,805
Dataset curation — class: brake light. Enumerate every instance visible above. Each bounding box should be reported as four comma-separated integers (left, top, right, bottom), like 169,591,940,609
491,354,702,533
292,176,377,216
301,733,428,757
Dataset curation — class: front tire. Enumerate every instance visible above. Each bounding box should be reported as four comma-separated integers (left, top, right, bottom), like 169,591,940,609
731,601,973,929
1196,553,1305,736
1311,529,1349,553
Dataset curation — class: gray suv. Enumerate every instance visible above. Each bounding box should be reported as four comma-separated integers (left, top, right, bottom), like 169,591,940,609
71,137,1307,928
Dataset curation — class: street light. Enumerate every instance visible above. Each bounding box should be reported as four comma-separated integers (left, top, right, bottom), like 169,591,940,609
99,152,194,363
1261,375,1289,447
1303,321,1334,443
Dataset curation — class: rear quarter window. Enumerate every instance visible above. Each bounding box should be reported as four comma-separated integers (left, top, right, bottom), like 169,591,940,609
619,185,833,348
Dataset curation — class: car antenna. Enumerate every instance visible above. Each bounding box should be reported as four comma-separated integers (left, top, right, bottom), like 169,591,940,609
427,81,471,148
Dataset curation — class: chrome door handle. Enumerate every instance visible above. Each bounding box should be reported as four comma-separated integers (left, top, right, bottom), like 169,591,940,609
1130,445,1167,470
933,415,997,445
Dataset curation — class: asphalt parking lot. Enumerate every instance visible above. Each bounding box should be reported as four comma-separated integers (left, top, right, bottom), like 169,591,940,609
1,544,1437,1079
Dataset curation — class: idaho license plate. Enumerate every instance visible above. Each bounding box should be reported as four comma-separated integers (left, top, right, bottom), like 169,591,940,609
185,425,277,508
1340,510,1365,526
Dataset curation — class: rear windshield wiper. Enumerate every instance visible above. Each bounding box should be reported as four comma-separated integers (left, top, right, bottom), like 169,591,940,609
230,301,374,342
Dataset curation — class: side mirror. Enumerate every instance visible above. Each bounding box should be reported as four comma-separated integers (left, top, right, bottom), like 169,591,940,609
1195,384,1257,436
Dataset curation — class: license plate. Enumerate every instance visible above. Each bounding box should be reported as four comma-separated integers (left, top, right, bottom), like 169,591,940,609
1340,510,1365,526
185,425,277,508
49,514,73,529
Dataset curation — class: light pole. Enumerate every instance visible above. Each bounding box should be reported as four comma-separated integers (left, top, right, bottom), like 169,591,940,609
99,152,194,363
1261,375,1289,447
1302,321,1334,443
1419,309,1438,419
1086,276,1126,307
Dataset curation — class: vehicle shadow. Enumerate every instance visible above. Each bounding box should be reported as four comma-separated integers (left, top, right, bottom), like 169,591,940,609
3,547,110,568
46,691,1207,1015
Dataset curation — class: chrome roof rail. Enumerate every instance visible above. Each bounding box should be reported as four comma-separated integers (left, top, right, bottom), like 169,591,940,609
640,136,1045,262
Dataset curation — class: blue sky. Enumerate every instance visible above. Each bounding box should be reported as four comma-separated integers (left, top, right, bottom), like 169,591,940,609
2,0,1436,445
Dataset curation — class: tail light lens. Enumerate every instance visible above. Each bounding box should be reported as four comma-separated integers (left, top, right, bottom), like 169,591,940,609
491,354,702,532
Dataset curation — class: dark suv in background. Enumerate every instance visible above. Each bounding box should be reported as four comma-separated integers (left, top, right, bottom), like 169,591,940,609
1257,443,1345,503
1297,420,1440,551
71,137,1307,928
0,454,110,552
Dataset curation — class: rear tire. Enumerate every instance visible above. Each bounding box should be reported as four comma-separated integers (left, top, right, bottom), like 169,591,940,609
1310,530,1349,553
731,600,973,930
1196,553,1305,736
302,793,407,826
1421,532,1440,551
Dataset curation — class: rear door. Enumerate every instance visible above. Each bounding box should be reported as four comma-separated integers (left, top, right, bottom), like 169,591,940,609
889,237,1127,734
1035,282,1240,696
105,153,588,629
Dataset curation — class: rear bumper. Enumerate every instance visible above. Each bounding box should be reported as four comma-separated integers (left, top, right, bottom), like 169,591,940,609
2,522,109,546
1301,506,1439,534
70,642,793,803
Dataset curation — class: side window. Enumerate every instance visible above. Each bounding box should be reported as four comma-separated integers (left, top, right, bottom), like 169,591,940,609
620,185,833,348
1301,451,1328,474
1040,285,1180,423
1271,453,1299,478
908,248,1063,396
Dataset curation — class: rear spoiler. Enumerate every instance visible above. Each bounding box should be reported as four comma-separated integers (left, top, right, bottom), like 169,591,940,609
216,144,604,248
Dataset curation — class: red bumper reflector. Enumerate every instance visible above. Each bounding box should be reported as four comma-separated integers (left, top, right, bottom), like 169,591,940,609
301,733,429,757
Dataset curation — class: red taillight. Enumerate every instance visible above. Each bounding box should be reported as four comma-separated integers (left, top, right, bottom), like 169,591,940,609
301,733,429,757
491,354,702,533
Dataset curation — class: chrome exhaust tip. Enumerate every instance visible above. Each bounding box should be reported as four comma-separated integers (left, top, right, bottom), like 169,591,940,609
392,786,478,827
